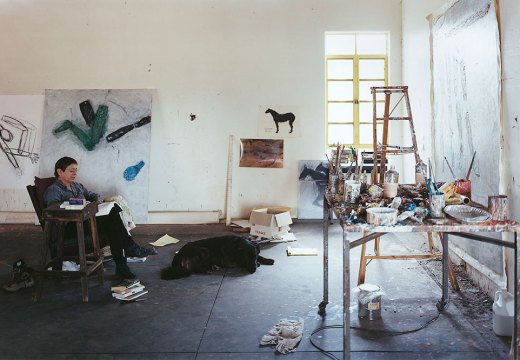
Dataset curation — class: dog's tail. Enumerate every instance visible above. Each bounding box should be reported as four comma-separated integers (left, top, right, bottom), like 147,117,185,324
160,266,190,280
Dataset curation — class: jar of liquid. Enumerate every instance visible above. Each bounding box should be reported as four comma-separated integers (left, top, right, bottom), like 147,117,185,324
383,165,399,198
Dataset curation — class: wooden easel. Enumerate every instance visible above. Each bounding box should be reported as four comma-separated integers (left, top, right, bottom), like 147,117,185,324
357,86,459,290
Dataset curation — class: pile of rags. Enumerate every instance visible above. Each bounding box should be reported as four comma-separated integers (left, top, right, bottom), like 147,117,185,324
260,318,304,354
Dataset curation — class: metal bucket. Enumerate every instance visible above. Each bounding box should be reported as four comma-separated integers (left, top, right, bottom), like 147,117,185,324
358,283,382,320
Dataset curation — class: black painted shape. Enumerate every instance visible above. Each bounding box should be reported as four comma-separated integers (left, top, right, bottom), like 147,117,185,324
79,100,96,128
106,116,151,142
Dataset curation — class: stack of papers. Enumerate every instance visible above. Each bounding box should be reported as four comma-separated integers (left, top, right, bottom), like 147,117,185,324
111,279,147,301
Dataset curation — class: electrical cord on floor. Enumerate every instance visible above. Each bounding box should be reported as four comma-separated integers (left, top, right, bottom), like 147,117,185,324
309,300,449,360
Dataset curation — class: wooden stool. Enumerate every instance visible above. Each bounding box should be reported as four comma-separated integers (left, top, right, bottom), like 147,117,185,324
357,232,459,291
34,201,104,302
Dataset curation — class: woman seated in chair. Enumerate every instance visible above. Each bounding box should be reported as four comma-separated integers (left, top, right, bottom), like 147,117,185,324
43,156,155,280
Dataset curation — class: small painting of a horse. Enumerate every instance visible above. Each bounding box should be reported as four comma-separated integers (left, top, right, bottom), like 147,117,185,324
265,108,295,134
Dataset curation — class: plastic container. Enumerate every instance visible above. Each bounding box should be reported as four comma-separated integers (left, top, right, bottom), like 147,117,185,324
493,289,514,336
383,165,399,198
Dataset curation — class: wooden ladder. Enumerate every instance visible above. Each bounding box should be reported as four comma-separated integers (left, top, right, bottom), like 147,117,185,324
371,85,419,185
357,86,459,291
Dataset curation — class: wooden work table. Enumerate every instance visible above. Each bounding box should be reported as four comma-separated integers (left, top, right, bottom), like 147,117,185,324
319,192,519,360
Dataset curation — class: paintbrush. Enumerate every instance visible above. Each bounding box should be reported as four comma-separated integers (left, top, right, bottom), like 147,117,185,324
465,151,476,180
444,156,456,179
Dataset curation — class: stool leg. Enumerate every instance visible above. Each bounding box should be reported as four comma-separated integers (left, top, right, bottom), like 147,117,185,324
76,221,89,302
358,231,369,285
375,236,380,256
88,216,104,286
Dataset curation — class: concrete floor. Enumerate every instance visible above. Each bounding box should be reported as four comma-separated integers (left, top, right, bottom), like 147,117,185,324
0,221,510,359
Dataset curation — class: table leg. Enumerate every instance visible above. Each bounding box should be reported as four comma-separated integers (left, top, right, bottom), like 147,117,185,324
437,232,449,311
343,228,350,360
319,194,330,316
514,231,518,359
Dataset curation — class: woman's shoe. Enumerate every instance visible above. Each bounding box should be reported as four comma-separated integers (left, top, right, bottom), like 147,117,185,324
126,243,157,258
116,265,136,280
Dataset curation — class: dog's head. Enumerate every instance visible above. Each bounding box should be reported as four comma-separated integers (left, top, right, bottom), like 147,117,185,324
236,241,259,273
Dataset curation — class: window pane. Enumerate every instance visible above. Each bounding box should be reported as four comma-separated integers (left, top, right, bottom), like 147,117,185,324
359,59,385,79
328,81,353,101
359,80,385,101
325,34,355,55
328,124,353,144
327,59,353,79
356,34,387,55
328,103,353,123
359,102,385,121
359,123,383,144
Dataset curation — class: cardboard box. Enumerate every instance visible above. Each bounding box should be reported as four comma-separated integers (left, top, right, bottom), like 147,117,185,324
249,207,293,238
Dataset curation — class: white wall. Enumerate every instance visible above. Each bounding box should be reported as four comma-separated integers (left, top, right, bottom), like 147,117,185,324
401,0,445,180
0,0,402,221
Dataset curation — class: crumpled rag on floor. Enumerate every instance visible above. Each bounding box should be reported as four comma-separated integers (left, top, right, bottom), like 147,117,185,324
260,318,304,354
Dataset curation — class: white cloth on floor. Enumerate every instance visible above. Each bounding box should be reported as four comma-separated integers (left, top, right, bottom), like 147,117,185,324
105,195,136,234
260,318,304,354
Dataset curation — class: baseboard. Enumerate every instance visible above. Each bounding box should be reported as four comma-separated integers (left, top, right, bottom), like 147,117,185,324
0,211,221,225
147,211,220,224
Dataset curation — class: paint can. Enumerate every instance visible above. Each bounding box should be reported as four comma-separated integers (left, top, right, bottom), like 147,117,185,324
488,195,509,221
429,194,445,218
454,179,471,198
358,283,382,320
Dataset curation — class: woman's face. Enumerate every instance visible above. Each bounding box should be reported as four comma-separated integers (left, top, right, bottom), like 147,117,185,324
57,163,78,185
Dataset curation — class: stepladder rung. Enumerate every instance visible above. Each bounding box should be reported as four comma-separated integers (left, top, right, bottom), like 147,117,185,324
374,116,413,121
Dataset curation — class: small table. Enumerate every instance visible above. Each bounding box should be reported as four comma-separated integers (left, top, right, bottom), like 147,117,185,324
34,202,104,302
320,192,519,360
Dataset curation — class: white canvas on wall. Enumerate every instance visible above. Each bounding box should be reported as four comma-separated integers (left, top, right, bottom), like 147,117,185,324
429,0,501,203
39,89,152,223
429,0,502,274
0,95,44,189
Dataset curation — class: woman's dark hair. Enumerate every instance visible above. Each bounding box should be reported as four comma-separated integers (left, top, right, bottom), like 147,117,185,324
54,156,77,177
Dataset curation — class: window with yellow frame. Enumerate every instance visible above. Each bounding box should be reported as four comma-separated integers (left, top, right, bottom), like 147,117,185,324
325,32,389,152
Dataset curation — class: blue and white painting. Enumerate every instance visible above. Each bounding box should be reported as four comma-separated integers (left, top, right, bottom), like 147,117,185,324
39,89,152,223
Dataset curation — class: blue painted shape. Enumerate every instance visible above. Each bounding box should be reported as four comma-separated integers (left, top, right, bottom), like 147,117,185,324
124,161,145,181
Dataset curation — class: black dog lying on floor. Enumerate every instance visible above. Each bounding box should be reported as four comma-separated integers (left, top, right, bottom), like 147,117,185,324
161,235,274,280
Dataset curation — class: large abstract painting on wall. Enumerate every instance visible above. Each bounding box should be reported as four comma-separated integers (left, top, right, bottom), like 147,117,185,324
429,0,500,203
40,89,152,222
429,0,501,273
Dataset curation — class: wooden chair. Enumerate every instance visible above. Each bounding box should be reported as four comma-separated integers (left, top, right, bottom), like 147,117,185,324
27,177,106,302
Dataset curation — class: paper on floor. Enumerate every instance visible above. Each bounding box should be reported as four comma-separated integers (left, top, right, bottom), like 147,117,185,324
149,234,180,247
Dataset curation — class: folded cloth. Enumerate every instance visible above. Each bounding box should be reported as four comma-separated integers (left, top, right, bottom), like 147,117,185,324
260,318,304,354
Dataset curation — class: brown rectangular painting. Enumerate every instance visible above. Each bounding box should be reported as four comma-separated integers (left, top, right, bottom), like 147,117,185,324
239,139,283,168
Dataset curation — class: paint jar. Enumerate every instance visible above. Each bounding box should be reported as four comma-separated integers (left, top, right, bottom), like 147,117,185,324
493,289,514,336
454,179,471,198
383,165,399,198
429,194,445,218
488,195,509,222
358,283,382,320
344,180,361,203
